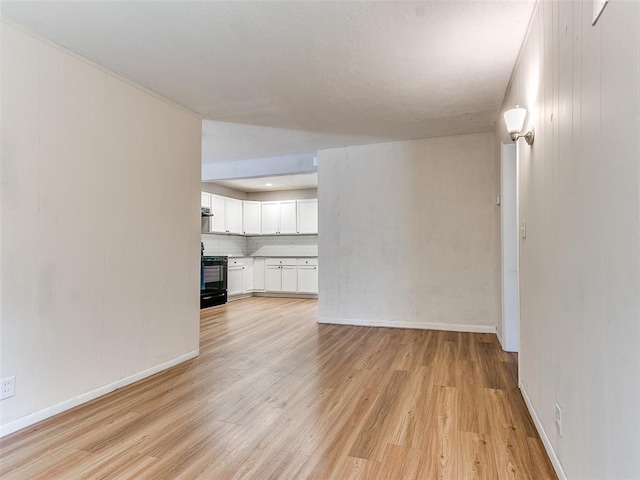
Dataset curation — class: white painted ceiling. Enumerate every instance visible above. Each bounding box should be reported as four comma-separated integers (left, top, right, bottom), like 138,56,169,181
214,173,318,193
1,1,534,163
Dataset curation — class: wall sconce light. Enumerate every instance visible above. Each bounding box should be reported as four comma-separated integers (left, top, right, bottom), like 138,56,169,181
504,105,534,145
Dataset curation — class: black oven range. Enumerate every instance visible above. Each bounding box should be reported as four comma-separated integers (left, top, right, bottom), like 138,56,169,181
201,255,228,309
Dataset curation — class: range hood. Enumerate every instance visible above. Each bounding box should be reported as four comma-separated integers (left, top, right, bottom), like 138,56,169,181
201,207,213,217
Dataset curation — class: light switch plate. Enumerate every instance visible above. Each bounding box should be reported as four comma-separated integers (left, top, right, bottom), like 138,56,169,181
520,220,527,239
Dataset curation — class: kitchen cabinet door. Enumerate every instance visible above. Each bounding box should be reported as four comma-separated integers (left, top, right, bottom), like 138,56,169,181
279,201,297,234
265,265,282,292
227,265,244,296
261,202,280,234
242,201,261,235
201,192,211,209
281,265,297,292
253,258,265,291
297,199,318,234
224,198,242,234
210,195,226,233
297,266,318,294
243,259,254,292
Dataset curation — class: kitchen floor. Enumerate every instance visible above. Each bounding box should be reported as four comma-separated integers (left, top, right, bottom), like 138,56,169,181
0,297,555,479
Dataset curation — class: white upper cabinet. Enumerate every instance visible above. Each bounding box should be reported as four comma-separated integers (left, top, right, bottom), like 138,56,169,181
203,194,317,236
261,202,280,234
297,199,318,234
210,195,226,233
209,194,242,234
261,201,297,234
279,201,297,234
201,191,211,209
242,201,261,235
224,197,242,234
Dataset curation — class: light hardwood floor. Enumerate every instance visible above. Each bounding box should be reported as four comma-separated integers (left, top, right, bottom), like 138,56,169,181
0,297,555,479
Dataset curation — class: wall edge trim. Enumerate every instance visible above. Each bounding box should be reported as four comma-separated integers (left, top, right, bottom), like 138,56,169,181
0,349,200,438
520,381,567,480
318,317,496,334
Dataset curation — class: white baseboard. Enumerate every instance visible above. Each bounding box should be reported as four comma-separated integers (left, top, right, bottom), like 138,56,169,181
227,293,253,302
519,382,566,480
0,349,199,438
318,317,496,334
496,328,505,349
253,292,318,299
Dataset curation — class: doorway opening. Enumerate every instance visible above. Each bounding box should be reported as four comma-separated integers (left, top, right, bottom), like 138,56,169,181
500,142,519,352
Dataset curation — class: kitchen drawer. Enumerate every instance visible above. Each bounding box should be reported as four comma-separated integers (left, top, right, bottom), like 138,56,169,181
229,257,251,267
297,258,318,266
265,258,297,267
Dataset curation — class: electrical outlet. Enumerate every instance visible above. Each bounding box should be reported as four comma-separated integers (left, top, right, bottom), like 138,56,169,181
555,403,562,437
1,376,15,400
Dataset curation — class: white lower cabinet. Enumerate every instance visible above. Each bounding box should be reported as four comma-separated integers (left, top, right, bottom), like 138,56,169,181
227,257,317,297
244,261,254,292
228,258,256,296
227,264,244,296
265,258,298,293
253,258,265,291
265,265,282,292
281,265,297,293
297,258,318,294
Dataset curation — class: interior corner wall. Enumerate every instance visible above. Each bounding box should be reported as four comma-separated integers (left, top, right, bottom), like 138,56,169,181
0,22,202,435
317,132,499,332
495,1,640,478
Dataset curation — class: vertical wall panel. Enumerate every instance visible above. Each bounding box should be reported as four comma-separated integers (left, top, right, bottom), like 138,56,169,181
495,1,640,477
31,42,60,412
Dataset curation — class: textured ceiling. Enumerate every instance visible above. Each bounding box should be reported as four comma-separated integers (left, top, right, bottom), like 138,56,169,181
1,1,534,162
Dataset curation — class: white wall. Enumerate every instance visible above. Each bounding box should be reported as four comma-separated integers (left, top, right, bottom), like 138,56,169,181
495,1,640,478
318,133,498,331
0,22,202,435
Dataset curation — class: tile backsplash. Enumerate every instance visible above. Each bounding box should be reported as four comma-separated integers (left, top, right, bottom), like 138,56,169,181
247,235,318,257
201,235,246,256
201,234,318,257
